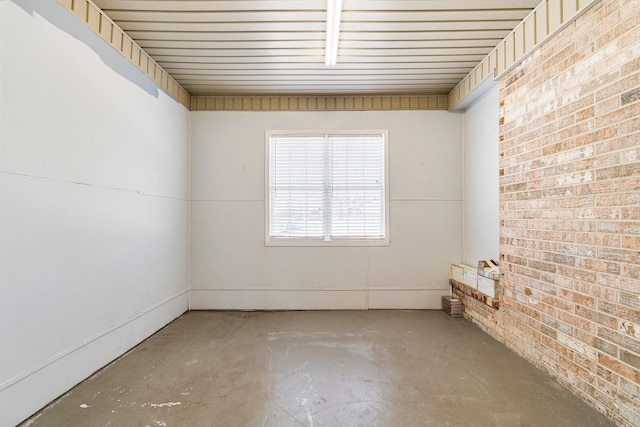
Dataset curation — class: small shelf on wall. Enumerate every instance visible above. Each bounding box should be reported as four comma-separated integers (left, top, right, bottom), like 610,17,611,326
450,264,500,309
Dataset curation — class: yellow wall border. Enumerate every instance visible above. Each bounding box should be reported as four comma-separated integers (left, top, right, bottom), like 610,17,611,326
55,0,191,109
449,0,599,110
56,0,600,113
190,95,448,111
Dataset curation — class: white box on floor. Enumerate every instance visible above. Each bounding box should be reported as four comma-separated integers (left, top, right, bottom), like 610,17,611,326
478,275,497,297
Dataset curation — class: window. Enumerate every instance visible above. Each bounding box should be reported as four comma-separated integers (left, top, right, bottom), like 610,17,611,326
266,130,389,246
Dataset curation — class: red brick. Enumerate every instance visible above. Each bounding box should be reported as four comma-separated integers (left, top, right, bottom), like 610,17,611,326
621,350,640,371
492,0,640,422
575,305,619,329
558,310,597,335
598,326,640,356
595,125,619,141
597,274,640,293
620,176,640,191
620,292,640,311
557,265,597,283
622,236,640,249
559,288,596,308
598,352,640,383
594,336,620,358
573,281,619,301
597,248,640,263
575,232,621,247
599,301,640,323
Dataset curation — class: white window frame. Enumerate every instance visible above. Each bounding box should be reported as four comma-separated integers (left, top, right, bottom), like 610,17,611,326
265,130,390,247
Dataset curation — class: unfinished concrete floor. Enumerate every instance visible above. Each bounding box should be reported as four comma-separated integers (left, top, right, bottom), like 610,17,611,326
22,310,615,427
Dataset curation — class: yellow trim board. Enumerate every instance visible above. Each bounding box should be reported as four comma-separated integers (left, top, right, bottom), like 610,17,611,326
56,0,599,113
53,1,446,112
56,0,191,109
190,95,448,111
449,0,599,111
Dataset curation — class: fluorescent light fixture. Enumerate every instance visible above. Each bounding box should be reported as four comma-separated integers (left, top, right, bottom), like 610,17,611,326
325,0,342,66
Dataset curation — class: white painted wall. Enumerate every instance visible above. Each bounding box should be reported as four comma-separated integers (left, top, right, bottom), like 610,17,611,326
190,110,462,310
0,1,190,425
462,83,500,265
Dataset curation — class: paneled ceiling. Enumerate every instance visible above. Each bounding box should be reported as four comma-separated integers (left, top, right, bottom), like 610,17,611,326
94,0,541,97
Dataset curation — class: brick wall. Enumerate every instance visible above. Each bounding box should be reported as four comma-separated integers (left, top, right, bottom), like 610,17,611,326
459,0,640,425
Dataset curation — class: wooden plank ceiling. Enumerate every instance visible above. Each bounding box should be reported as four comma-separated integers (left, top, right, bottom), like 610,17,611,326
94,0,540,97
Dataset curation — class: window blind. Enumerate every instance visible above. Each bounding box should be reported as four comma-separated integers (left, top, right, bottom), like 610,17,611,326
268,133,386,243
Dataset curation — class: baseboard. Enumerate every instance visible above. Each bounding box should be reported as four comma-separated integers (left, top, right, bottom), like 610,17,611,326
368,288,448,309
190,289,368,310
189,288,448,310
0,290,188,427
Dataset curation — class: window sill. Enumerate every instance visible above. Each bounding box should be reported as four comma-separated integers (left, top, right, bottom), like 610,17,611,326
265,239,390,247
